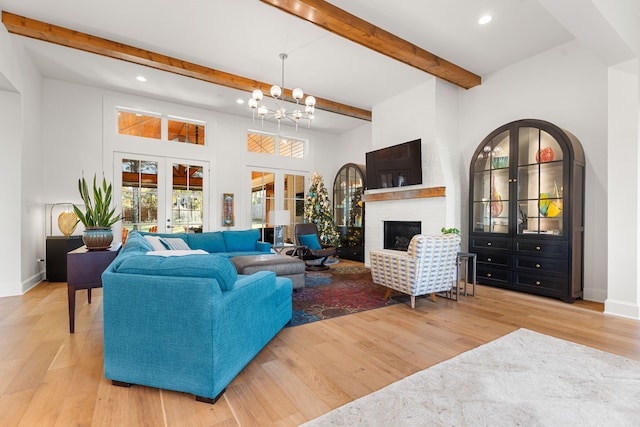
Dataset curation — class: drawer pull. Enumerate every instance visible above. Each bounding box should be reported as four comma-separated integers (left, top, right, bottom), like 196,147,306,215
536,246,541,251
535,281,541,286
535,263,541,268
487,273,492,278
487,242,492,246
487,257,492,262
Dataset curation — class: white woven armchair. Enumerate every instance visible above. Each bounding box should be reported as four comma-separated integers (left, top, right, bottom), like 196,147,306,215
370,234,461,308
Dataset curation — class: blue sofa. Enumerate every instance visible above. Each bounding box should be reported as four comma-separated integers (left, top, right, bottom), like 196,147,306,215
101,231,292,402
139,228,272,257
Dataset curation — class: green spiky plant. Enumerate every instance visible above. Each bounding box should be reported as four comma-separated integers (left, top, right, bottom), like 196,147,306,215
441,227,460,235
73,174,121,228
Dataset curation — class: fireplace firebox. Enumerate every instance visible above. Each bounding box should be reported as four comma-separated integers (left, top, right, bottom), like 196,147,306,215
383,221,421,251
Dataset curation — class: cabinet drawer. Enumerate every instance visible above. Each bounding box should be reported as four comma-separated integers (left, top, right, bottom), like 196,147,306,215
470,237,511,252
514,272,565,295
476,265,511,285
476,252,511,268
516,240,568,258
514,256,568,277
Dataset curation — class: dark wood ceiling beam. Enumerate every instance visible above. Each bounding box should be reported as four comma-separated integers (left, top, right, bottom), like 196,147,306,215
1,11,371,122
260,0,481,90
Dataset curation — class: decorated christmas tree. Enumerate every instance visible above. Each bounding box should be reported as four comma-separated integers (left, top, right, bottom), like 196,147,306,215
304,172,340,246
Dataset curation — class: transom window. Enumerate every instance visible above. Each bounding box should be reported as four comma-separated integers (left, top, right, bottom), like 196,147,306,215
248,131,305,158
117,108,206,145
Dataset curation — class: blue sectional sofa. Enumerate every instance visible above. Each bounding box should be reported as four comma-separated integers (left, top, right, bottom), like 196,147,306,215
101,231,292,402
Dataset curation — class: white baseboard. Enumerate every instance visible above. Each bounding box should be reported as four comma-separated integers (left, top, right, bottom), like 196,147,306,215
604,299,640,319
582,287,607,303
22,272,45,294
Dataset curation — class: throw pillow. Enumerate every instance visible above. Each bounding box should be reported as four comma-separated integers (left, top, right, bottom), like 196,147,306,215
298,233,322,250
160,237,191,251
144,235,167,251
121,231,153,254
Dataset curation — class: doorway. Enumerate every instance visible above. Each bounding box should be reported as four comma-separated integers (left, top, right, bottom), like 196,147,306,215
115,153,209,237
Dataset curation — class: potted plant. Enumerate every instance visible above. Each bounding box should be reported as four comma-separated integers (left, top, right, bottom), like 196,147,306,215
73,174,121,250
441,227,460,235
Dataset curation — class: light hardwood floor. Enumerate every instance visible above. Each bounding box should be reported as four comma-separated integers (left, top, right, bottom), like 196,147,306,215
1,267,639,426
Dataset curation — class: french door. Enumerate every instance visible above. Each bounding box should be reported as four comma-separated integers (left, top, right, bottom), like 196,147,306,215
115,153,209,237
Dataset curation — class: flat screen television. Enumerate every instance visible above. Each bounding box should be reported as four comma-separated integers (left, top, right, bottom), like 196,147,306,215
365,139,422,190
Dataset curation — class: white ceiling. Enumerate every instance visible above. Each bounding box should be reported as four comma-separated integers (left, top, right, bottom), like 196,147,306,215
0,0,634,133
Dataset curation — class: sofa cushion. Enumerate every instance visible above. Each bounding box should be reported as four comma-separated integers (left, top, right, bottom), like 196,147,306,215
298,233,322,250
223,229,260,252
187,232,226,253
161,237,192,251
114,253,238,291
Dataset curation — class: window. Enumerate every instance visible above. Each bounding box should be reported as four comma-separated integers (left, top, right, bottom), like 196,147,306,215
118,110,161,139
121,159,159,232
117,108,206,145
279,137,305,158
168,116,205,145
283,174,305,243
248,132,275,155
171,163,204,232
251,171,275,239
248,131,305,158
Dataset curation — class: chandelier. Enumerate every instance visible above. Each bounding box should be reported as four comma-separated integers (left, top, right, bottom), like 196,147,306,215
248,53,316,130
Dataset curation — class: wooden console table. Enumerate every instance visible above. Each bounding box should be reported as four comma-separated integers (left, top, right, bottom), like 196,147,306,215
66,244,120,333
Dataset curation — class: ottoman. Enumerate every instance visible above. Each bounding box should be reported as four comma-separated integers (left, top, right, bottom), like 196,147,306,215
231,254,306,289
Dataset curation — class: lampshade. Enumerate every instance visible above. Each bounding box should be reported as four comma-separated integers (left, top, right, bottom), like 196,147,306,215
269,210,290,226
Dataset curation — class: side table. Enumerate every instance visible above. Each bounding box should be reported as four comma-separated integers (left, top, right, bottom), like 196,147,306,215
66,244,120,333
457,252,477,296
272,244,299,255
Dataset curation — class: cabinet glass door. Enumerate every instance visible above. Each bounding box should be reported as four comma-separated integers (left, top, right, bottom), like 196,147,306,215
334,168,348,227
472,130,510,233
517,127,564,235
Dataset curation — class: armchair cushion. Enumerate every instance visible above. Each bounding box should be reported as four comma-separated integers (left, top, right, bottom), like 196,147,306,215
298,233,322,250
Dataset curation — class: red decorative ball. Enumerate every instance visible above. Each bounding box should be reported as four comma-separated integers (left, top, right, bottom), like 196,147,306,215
536,147,555,163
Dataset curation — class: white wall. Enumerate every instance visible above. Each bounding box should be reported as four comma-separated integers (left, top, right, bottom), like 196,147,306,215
0,90,22,296
459,39,609,302
40,78,339,238
364,78,459,264
314,122,371,195
606,59,639,318
0,25,44,297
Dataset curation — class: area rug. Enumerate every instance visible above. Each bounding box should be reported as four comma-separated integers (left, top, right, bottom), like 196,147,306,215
288,267,400,327
301,328,640,426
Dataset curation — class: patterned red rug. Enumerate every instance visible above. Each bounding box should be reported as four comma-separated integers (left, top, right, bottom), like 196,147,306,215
288,265,402,327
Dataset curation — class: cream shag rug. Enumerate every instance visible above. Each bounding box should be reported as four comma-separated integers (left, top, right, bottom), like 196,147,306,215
301,329,640,426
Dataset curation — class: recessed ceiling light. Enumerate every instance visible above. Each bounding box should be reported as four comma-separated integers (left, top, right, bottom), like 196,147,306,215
136,75,147,82
236,98,245,104
479,15,492,25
